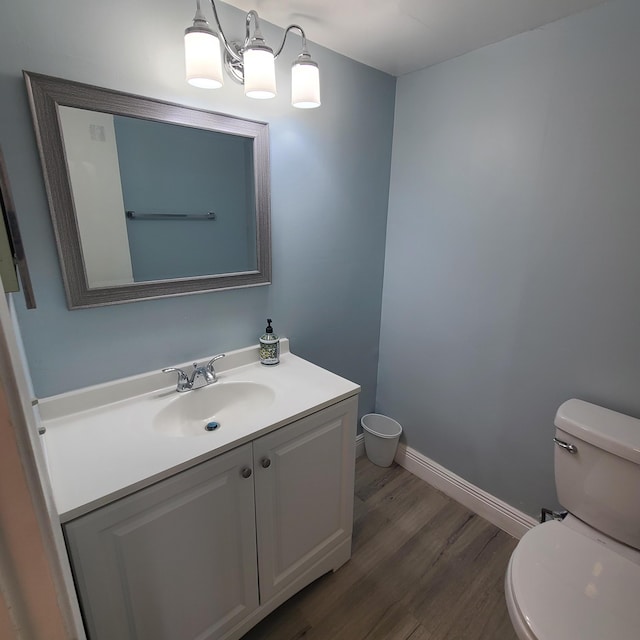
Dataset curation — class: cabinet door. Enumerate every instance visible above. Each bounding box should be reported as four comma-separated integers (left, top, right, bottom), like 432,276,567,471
65,444,258,640
253,397,357,602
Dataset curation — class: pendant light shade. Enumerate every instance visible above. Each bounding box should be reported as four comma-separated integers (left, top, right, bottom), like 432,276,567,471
291,57,320,108
184,2,223,89
185,28,223,88
243,44,276,99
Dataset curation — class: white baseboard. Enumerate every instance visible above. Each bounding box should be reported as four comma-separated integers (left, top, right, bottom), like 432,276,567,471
355,433,365,458
394,443,537,539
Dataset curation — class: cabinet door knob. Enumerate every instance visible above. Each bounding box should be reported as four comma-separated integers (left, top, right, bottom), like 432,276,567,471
241,467,252,478
261,457,271,469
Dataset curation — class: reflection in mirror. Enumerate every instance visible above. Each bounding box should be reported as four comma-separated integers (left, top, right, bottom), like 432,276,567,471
59,108,257,287
24,72,270,308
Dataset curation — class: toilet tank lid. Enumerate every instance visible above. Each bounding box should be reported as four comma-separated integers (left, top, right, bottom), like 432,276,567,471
555,399,640,465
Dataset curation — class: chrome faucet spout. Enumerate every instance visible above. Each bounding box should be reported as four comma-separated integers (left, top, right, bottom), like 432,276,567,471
189,362,215,389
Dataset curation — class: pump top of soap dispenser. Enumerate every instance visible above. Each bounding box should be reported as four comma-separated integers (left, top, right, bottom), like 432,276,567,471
259,318,280,365
262,319,277,340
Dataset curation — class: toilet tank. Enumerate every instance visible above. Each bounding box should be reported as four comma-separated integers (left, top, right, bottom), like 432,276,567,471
554,399,640,550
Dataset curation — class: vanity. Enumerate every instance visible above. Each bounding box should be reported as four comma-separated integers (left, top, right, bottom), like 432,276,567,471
39,340,360,640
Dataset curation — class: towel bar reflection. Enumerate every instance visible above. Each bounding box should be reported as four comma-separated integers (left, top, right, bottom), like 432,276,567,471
126,210,216,221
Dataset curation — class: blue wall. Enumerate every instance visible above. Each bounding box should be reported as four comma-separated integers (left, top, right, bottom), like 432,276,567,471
378,0,640,517
0,0,395,414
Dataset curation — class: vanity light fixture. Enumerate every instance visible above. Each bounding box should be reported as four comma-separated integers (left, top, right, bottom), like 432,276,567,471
184,0,321,108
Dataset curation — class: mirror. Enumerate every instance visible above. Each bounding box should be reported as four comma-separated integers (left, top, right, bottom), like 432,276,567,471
24,72,271,308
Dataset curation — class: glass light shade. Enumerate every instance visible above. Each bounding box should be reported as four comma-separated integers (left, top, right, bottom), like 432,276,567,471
185,29,223,89
292,60,320,108
243,47,276,99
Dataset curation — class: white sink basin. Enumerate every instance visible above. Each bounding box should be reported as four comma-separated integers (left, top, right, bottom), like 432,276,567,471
152,381,276,437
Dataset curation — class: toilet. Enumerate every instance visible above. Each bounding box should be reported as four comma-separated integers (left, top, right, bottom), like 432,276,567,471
505,399,640,640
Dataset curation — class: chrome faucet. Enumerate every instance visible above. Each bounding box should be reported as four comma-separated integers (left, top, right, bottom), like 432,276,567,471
163,354,226,392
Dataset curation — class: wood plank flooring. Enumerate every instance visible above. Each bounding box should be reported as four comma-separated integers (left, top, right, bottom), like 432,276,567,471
242,457,519,640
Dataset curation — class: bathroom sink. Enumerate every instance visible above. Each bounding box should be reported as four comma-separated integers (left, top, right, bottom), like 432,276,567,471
152,381,276,437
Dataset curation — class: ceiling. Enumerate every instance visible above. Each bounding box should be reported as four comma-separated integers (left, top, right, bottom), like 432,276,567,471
222,0,610,76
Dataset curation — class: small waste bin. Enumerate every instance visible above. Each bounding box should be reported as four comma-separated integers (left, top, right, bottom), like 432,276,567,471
361,414,402,467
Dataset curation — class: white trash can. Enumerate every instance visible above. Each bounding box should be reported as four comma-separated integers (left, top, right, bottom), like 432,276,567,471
361,414,402,467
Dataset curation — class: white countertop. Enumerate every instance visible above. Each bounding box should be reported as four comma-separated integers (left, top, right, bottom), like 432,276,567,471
39,341,360,522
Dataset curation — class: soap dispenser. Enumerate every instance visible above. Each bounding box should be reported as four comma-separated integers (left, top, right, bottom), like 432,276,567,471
259,318,280,365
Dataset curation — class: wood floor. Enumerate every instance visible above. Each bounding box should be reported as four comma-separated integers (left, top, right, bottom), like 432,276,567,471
242,457,519,640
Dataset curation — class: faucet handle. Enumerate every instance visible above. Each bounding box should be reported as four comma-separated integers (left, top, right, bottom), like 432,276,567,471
206,353,226,369
162,366,190,391
206,353,226,380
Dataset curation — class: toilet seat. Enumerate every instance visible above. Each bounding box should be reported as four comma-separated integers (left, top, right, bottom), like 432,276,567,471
506,521,640,640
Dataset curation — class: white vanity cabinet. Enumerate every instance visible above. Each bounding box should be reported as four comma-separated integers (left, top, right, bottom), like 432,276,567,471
64,396,357,640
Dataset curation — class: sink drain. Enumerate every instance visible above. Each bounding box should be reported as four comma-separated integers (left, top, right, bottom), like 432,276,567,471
205,421,220,432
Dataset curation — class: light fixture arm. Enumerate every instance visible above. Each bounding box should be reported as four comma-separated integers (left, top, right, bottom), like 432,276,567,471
206,0,308,61
273,24,308,60
244,10,264,47
206,0,242,62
